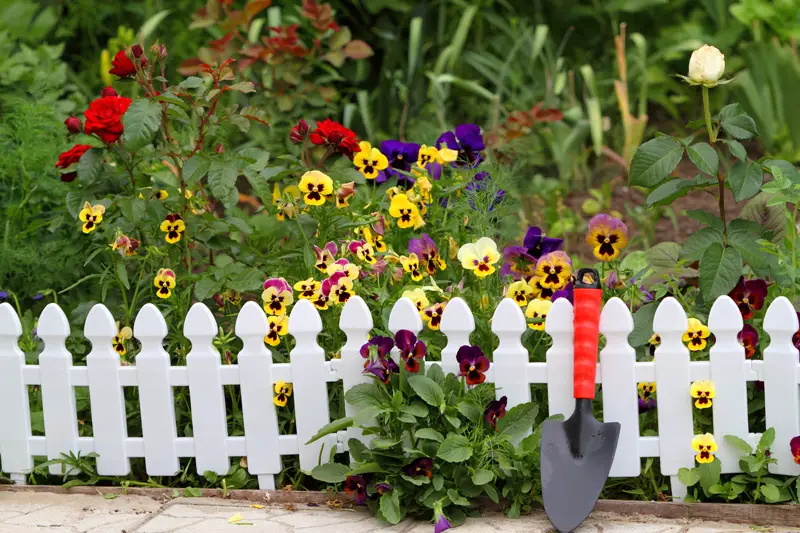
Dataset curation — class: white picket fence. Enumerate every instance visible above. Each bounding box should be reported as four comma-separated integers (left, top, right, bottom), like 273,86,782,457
1,294,800,499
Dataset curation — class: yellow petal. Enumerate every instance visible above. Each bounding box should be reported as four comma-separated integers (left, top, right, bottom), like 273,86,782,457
228,513,243,523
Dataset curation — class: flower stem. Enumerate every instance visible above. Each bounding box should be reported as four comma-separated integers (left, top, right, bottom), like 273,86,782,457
702,86,716,144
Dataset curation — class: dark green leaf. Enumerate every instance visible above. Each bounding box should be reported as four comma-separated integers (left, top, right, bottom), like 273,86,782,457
380,490,403,524
415,428,444,443
447,488,470,506
116,263,129,290
761,484,780,502
721,112,759,140
407,375,445,408
77,149,104,182
497,402,539,441
685,210,724,230
645,178,695,207
310,462,350,483
763,159,800,184
456,401,481,423
687,142,719,176
681,227,723,262
306,417,353,444
437,434,472,463
699,244,743,300
345,386,384,412
724,435,753,455
698,459,722,491
727,160,763,202
402,402,429,418
207,160,239,209
348,439,368,462
154,93,190,109
471,469,494,485
122,99,162,151
629,302,658,347
193,278,218,301
758,428,775,452
722,139,747,160
629,136,684,187
347,462,383,475
180,76,203,89
182,155,210,184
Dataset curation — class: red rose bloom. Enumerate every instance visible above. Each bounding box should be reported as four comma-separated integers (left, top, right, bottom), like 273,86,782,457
84,96,132,144
309,118,360,158
109,50,136,78
56,144,92,169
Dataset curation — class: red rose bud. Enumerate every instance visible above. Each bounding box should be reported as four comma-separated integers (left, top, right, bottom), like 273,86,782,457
289,119,309,143
215,143,225,154
101,86,118,97
140,56,149,68
109,50,136,78
60,172,77,183
64,117,82,134
131,44,144,58
152,43,168,58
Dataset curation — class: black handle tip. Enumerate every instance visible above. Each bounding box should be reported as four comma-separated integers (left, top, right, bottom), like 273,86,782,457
574,268,601,289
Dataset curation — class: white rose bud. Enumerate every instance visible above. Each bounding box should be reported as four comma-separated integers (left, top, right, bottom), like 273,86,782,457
688,45,725,86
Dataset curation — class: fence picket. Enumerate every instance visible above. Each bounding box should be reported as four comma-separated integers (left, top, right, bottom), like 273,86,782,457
707,296,748,473
288,299,330,471
185,303,230,475
545,298,574,418
440,297,474,377
763,297,800,476
339,296,373,449
235,302,281,489
0,303,32,479
491,298,529,420
652,297,693,499
134,304,179,475
37,303,78,475
599,298,639,477
85,304,129,475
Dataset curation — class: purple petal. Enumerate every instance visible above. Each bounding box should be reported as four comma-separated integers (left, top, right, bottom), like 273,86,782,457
394,330,417,351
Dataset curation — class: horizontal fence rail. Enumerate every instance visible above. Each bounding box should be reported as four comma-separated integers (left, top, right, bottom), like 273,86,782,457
1,295,799,497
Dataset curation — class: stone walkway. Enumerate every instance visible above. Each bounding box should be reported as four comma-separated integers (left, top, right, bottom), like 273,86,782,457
0,491,792,533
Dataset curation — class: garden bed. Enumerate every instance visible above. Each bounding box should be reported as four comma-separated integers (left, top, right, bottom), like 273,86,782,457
1,485,798,528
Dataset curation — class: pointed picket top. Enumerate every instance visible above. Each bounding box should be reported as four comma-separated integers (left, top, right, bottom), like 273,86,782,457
708,296,743,338
490,298,526,335
134,304,168,346
184,302,218,341
545,297,573,335
0,302,22,338
653,297,688,338
288,299,322,336
764,296,799,340
388,297,422,334
599,297,633,336
235,301,269,340
441,297,475,335
84,304,117,342
37,303,70,341
340,295,373,333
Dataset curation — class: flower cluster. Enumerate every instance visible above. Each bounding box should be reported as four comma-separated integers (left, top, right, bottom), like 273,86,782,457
359,330,427,383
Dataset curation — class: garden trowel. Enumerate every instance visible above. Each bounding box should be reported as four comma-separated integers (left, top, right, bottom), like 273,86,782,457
540,268,620,533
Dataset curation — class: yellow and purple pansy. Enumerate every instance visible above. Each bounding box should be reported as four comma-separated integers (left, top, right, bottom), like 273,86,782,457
690,380,715,409
402,288,430,313
683,318,711,351
298,170,334,206
525,298,552,330
586,214,629,261
738,324,758,359
313,241,338,272
154,268,176,299
79,202,106,234
401,253,424,281
261,278,294,316
160,213,185,244
457,237,500,278
348,240,377,265
409,234,447,276
534,251,572,289
436,123,485,167
110,232,140,257
265,315,288,346
321,271,354,305
729,277,768,320
273,381,293,407
388,193,421,229
327,258,360,280
423,302,446,331
692,433,718,464
353,141,389,180
293,278,321,300
507,280,533,307
112,322,133,356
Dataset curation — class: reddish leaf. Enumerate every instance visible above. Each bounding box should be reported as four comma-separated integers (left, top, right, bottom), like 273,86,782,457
245,0,272,19
343,40,373,60
178,58,207,76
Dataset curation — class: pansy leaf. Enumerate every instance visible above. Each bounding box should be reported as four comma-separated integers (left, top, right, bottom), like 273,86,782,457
687,142,719,176
194,278,219,302
437,434,472,463
497,402,539,441
727,160,763,202
724,435,753,455
310,462,350,483
483,483,499,503
346,462,383,475
760,484,780,503
629,136,684,188
415,428,444,443
305,417,353,445
347,439,368,462
116,263,130,290
379,490,403,524
407,375,445,408
677,467,700,486
698,459,722,492
122,99,162,151
447,488,470,506
699,243,742,301
471,469,494,486
456,401,481,423
757,427,775,452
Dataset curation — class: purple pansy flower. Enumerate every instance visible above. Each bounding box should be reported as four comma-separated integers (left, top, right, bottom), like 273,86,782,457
433,503,453,533
500,246,537,280
0,291,8,300
379,140,420,186
376,482,393,495
436,123,485,167
523,226,563,259
408,234,447,276
456,345,490,385
403,457,433,478
395,330,426,373
363,358,395,384
464,171,505,211
33,293,44,301
360,336,394,360
738,325,759,359
484,396,507,429
343,475,368,504
552,283,574,304
638,397,657,414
